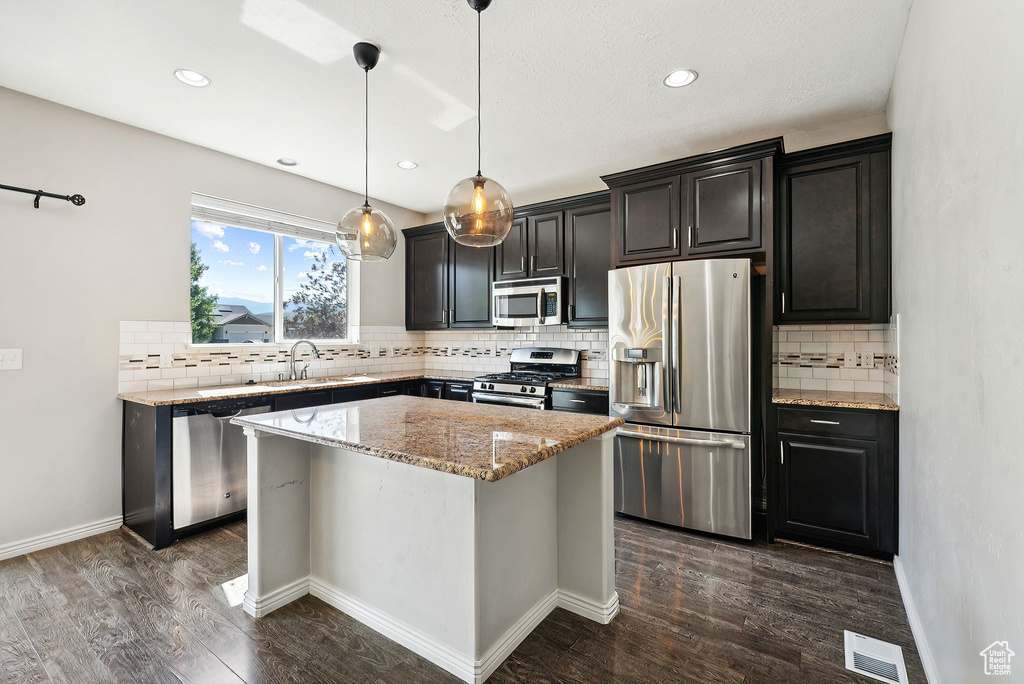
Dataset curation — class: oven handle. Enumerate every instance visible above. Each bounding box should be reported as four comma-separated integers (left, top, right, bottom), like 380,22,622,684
615,428,746,450
472,391,547,409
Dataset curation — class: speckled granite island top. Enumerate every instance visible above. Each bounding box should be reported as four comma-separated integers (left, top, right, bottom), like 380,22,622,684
116,370,479,406
232,395,624,482
772,388,899,411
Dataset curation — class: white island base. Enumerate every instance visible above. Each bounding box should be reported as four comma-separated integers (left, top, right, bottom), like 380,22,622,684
240,429,618,684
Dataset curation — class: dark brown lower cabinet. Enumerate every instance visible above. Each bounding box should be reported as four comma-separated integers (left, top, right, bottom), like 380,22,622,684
551,388,609,414
444,382,473,402
776,406,897,558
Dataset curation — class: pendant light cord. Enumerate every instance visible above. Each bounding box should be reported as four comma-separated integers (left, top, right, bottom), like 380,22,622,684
364,67,369,207
476,8,482,178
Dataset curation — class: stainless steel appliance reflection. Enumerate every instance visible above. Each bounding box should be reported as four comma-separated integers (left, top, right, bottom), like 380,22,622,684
608,259,752,539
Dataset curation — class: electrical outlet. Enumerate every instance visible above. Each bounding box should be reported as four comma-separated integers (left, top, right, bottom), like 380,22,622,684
861,351,875,368
0,349,23,370
159,351,172,368
844,351,858,368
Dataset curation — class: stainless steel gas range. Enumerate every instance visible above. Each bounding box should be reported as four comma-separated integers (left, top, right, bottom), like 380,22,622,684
471,347,581,410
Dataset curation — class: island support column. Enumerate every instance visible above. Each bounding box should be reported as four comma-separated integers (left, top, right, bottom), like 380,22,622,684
242,428,312,617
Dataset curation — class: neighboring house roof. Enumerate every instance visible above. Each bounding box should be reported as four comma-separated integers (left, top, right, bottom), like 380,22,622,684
212,305,273,328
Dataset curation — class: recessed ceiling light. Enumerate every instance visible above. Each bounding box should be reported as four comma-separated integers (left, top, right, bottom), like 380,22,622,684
277,158,299,166
397,160,419,170
174,68,211,87
663,69,698,88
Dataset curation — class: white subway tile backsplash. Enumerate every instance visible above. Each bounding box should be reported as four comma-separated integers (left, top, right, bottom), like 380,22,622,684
118,321,610,393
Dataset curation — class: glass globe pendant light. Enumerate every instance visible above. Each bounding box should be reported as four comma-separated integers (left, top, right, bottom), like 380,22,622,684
337,42,397,262
442,0,514,248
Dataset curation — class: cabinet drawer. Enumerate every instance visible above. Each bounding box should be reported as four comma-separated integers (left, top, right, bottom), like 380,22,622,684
552,389,609,414
777,406,879,440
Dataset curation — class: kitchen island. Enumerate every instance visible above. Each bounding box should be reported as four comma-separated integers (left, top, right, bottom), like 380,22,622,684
232,395,623,684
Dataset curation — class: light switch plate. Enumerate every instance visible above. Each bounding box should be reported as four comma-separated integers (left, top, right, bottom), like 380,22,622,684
844,351,858,368
861,351,875,368
0,349,23,370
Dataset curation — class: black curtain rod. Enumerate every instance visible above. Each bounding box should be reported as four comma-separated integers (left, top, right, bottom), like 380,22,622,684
0,183,85,208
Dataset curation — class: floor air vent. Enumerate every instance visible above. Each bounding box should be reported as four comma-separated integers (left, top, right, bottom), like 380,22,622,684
844,630,908,684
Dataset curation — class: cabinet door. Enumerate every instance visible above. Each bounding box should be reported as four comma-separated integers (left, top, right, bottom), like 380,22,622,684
403,381,426,397
274,390,331,411
331,385,378,404
778,150,890,323
777,433,890,553
445,382,472,402
684,159,762,255
496,217,528,281
613,176,681,265
565,202,611,328
425,381,446,399
449,238,495,328
528,211,565,277
405,229,449,329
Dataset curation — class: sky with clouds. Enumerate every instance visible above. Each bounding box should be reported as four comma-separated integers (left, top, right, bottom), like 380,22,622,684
191,220,343,308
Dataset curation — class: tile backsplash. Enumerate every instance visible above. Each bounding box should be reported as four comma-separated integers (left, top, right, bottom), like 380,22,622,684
117,321,609,393
773,321,899,402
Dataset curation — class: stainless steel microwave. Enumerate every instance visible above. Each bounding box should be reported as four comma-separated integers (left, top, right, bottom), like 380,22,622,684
491,277,565,327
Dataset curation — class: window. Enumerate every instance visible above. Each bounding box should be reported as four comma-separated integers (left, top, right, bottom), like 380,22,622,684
189,194,359,344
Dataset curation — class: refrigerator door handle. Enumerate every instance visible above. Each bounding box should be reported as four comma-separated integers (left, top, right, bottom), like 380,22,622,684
662,275,673,413
616,428,746,450
671,275,682,415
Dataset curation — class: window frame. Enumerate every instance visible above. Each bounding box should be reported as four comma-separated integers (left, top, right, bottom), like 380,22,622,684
190,193,360,346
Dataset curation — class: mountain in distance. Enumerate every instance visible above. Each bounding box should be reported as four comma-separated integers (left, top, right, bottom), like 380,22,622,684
216,297,298,318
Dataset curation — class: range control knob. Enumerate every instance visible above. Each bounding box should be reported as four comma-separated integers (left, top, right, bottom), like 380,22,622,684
520,386,527,393
488,383,494,390
530,387,537,393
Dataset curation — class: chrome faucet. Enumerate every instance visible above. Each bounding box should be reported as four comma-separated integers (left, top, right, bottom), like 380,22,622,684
289,340,321,381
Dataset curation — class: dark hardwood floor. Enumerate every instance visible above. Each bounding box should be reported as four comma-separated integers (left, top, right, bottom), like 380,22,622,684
0,516,924,683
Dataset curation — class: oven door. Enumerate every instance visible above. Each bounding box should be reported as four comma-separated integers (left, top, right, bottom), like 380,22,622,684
472,391,548,410
491,278,563,327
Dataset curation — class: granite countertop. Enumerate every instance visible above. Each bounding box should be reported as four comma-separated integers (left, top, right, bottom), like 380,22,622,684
117,370,479,406
549,378,609,392
232,395,623,482
772,388,899,411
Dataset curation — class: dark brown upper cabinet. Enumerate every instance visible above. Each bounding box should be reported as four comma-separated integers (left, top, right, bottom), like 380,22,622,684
448,237,495,328
404,227,449,330
403,223,494,331
496,217,528,281
778,134,891,324
612,176,681,265
565,201,611,328
528,211,565,277
683,159,762,255
602,138,781,268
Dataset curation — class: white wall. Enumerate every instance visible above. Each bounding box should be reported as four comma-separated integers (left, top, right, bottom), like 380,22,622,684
0,88,423,549
886,1,1024,681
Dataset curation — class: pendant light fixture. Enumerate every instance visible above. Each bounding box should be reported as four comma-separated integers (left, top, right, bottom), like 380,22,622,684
442,0,514,248
336,42,397,262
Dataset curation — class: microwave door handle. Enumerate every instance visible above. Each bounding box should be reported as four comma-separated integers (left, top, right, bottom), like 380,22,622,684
537,287,545,324
662,276,672,413
671,275,682,414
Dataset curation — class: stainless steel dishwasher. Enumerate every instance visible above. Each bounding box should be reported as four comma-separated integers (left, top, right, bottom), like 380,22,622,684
171,396,272,530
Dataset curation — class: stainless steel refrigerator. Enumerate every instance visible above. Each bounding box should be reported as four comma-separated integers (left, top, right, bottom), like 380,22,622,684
609,258,752,539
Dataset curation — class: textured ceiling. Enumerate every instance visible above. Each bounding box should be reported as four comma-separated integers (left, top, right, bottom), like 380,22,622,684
0,0,911,213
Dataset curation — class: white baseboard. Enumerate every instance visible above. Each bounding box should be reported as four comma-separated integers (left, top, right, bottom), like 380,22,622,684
310,577,477,682
310,578,575,684
477,589,559,683
557,588,620,624
894,555,941,684
242,576,310,618
0,516,123,561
